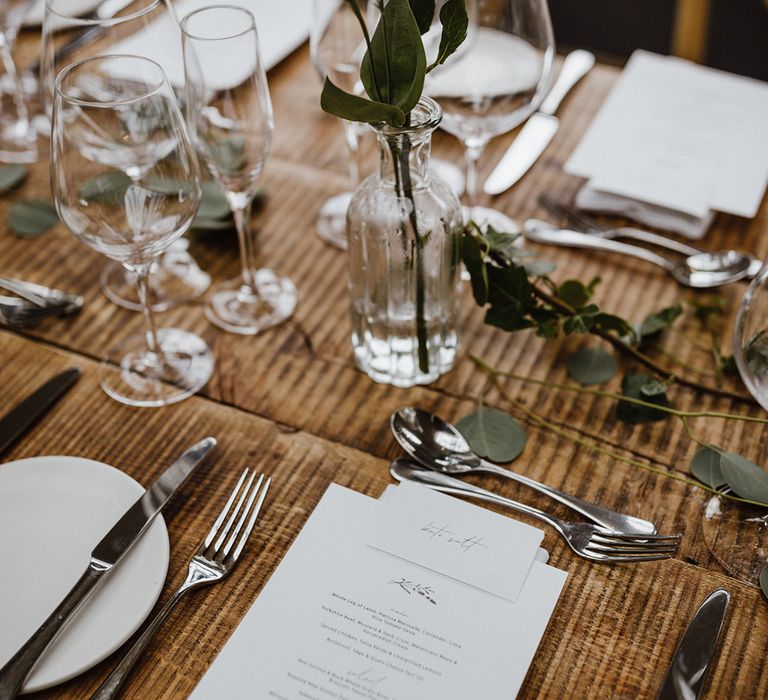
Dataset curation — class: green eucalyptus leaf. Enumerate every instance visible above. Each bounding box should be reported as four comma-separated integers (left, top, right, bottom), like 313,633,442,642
409,0,435,34
640,303,683,340
566,347,617,385
0,164,28,193
198,181,230,220
360,0,426,113
639,379,669,397
321,77,406,126
690,445,726,489
461,233,488,305
760,565,768,601
79,171,132,206
616,372,672,424
8,199,59,238
719,452,768,505
455,406,527,463
210,136,247,172
427,0,469,71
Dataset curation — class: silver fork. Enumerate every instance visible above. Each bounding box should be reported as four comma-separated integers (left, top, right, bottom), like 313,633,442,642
90,469,271,700
391,460,681,563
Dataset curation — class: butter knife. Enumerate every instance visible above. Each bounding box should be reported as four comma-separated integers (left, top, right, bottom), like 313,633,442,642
484,49,595,195
656,589,730,700
0,436,217,698
0,368,81,456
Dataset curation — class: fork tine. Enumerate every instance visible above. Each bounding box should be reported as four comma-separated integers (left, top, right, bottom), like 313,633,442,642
597,553,673,563
203,468,248,548
231,476,270,562
593,531,682,543
221,474,264,558
587,542,679,555
213,470,257,552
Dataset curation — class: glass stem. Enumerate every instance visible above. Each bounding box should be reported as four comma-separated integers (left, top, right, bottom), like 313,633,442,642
232,196,257,293
463,140,487,209
134,265,161,356
0,34,29,127
341,119,362,187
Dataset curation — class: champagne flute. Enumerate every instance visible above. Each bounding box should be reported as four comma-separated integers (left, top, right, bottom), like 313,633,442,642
181,5,296,335
51,53,214,406
0,0,38,162
426,0,555,231
42,0,211,312
310,0,370,250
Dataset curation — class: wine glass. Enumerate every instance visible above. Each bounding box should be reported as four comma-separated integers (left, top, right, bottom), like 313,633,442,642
51,53,214,406
0,0,38,162
42,0,211,312
181,5,296,335
310,0,371,250
425,0,555,231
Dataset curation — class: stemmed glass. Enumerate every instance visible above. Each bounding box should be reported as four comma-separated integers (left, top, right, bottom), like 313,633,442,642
41,0,211,312
310,0,370,250
51,54,214,406
425,0,555,230
181,5,296,335
0,0,38,162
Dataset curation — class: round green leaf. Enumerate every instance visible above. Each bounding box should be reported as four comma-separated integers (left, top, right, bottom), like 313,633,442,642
455,407,526,463
8,199,59,238
565,347,617,385
760,565,768,601
690,446,726,488
0,164,28,192
79,171,131,205
719,452,768,504
198,181,231,220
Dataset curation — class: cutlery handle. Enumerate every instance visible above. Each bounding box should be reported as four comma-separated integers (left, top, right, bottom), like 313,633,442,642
612,227,702,258
479,461,656,535
524,223,675,272
90,586,191,700
540,50,595,116
0,565,103,698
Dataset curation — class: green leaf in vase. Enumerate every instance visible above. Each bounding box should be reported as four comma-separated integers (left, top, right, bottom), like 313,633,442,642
427,0,469,72
760,565,768,601
690,445,726,489
455,406,527,463
360,0,426,113
719,452,768,505
460,233,488,305
0,164,28,193
8,199,59,238
565,346,618,385
409,0,436,34
79,171,132,206
321,77,406,126
616,372,672,424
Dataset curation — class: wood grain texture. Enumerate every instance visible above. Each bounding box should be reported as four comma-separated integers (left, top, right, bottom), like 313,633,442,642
2,31,768,699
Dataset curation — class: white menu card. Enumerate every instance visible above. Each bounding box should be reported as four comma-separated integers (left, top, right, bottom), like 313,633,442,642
191,484,567,700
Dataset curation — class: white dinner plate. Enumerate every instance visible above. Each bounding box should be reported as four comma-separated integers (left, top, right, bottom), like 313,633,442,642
0,456,169,693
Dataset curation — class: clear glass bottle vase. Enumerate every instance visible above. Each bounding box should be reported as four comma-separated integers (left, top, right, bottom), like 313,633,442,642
347,96,463,387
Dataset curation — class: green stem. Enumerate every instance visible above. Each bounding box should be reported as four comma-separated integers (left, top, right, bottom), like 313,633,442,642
344,0,383,101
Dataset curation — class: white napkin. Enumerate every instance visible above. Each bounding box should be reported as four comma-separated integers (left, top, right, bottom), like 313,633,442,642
575,183,716,240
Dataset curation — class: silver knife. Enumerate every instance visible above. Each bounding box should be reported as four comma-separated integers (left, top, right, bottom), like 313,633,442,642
484,49,595,195
0,436,217,699
656,589,730,700
0,368,81,456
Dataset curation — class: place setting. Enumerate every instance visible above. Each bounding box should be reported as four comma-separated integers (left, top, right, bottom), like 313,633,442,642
2,0,768,697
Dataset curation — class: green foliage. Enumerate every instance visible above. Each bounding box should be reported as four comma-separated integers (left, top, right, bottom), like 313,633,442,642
616,373,672,424
0,164,28,193
8,199,59,238
565,347,618,385
718,452,768,504
690,445,726,488
639,303,683,341
455,406,527,462
427,0,469,72
80,171,131,205
409,0,436,34
321,78,405,126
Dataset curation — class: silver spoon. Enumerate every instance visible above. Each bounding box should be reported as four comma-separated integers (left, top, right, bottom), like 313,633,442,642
390,407,656,536
523,220,752,288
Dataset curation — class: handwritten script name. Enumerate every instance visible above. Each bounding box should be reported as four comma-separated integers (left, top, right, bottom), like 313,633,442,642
419,521,488,553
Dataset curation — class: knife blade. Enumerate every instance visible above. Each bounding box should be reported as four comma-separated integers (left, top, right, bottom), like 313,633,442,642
656,589,730,700
483,49,595,195
0,436,216,698
0,368,81,456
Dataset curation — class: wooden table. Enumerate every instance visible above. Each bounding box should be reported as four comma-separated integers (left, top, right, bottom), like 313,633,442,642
3,36,768,700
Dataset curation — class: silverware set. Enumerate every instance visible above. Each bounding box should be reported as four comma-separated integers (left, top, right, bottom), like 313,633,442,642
0,276,83,328
390,407,682,563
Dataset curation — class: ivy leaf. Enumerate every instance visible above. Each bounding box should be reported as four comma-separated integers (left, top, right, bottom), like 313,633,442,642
360,0,426,113
566,347,617,385
8,199,59,238
79,171,131,206
321,77,406,126
719,452,768,505
639,303,683,340
426,0,469,72
409,0,435,34
484,264,534,332
690,445,726,489
455,406,527,463
524,259,557,277
563,304,599,335
484,224,521,259
0,164,28,193
461,233,488,305
593,312,636,340
760,565,768,601
557,279,596,308
616,373,672,424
